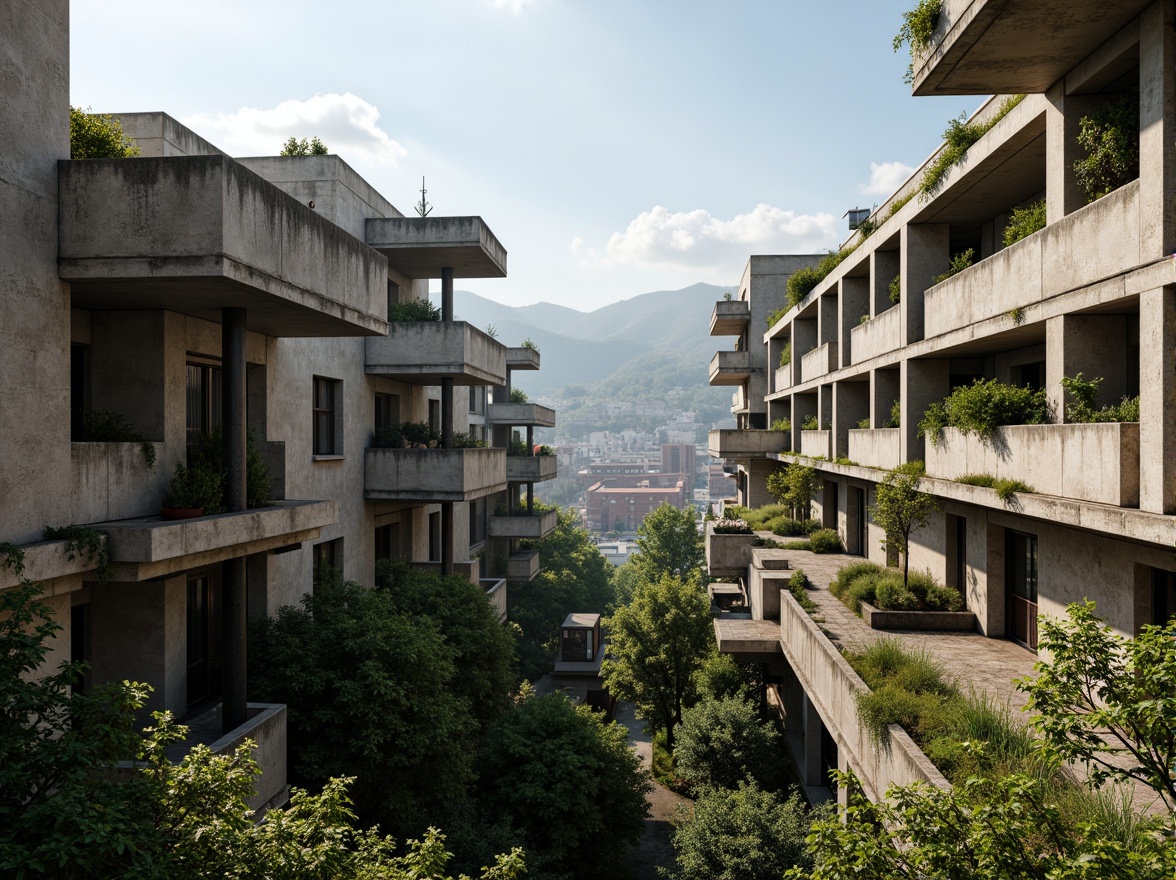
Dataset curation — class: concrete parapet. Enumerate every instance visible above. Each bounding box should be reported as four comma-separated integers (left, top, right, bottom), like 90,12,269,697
851,305,901,364
0,536,106,591
774,365,792,393
71,441,171,523
801,341,838,383
800,430,831,459
488,507,557,539
705,523,759,579
748,549,791,621
365,215,507,279
365,321,507,386
483,578,508,622
847,429,901,471
365,447,506,502
860,602,977,632
488,402,556,427
778,589,951,803
708,428,789,458
209,703,288,814
505,551,539,582
710,300,751,336
924,423,1139,506
504,346,541,370
505,455,558,482
709,350,752,386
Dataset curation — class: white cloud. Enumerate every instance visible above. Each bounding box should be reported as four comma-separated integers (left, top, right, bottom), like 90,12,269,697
569,237,585,253
491,0,536,12
182,93,407,165
592,204,836,275
859,161,915,197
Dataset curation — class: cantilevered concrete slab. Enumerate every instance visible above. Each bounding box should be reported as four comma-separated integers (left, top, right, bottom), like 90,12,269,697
365,322,507,386
505,455,558,483
505,346,541,370
506,550,540,582
489,508,558,540
714,618,781,662
710,300,751,336
364,447,506,502
709,350,753,385
487,402,557,428
365,216,507,279
708,428,789,458
58,157,388,337
912,0,1151,96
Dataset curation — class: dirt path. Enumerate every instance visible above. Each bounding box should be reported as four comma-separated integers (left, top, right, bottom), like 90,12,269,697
615,701,690,880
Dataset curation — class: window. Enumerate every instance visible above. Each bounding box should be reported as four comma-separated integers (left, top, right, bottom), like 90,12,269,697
313,538,343,589
470,497,487,545
186,572,222,709
375,392,400,432
313,377,342,456
428,399,440,435
428,512,441,563
1153,568,1176,626
187,361,223,447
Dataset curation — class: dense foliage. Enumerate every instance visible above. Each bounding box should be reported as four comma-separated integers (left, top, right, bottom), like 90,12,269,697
919,96,1024,199
70,106,140,159
869,461,938,585
674,697,783,792
919,378,1051,445
280,136,328,156
932,247,975,283
1074,90,1140,202
1002,198,1047,247
956,472,1035,501
388,298,441,321
1061,372,1141,423
892,0,942,84
766,463,821,520
785,250,851,309
632,502,704,583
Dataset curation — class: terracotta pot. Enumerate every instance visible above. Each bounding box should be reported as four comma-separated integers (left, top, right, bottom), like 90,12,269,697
161,507,204,521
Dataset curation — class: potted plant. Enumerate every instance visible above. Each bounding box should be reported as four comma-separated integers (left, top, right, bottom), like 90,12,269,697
161,461,224,520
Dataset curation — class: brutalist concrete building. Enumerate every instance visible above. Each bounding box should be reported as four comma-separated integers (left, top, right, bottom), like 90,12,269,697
1,2,555,811
707,0,1176,805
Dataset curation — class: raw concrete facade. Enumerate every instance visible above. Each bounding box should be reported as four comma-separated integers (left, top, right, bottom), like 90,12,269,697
708,0,1176,804
1,3,555,813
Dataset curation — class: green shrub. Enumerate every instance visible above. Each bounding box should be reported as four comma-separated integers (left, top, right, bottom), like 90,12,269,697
956,473,997,488
1002,199,1046,247
857,417,871,429
782,540,810,551
808,529,843,554
893,0,943,84
888,273,902,305
830,561,886,602
887,399,901,429
521,337,540,352
884,192,915,221
388,298,440,321
876,579,919,611
919,378,1050,446
769,417,791,432
509,387,528,403
933,247,975,284
766,307,787,328
785,250,851,308
993,478,1034,501
1061,373,1140,423
802,518,822,534
1074,90,1140,203
919,96,1024,199
779,340,791,366
800,415,819,431
770,518,805,537
70,106,140,159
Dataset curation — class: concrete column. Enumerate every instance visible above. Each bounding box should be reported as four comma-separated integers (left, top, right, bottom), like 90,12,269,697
871,249,900,316
832,381,868,459
442,501,455,575
441,267,454,449
1045,81,1091,224
220,307,248,735
839,277,869,367
802,693,824,787
818,293,838,346
1139,1,1176,260
900,224,950,345
901,359,950,463
1139,286,1176,513
1045,314,1129,419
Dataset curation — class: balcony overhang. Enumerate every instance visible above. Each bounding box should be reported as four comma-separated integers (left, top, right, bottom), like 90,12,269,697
708,428,789,459
365,447,506,502
364,216,507,279
58,157,387,337
505,346,541,370
710,300,751,336
506,550,540,582
506,455,558,483
714,618,781,662
488,402,556,428
365,321,507,386
100,500,336,582
489,508,558,539
709,350,753,386
912,0,1151,96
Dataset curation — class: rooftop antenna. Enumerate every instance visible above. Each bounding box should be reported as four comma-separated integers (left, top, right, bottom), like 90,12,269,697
415,176,433,218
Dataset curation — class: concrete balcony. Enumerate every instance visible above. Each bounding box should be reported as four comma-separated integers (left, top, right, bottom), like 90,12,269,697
706,522,758,579
708,429,789,459
912,0,1152,96
924,180,1140,339
731,385,749,415
488,402,556,428
925,423,1140,506
506,550,540,582
483,577,508,623
71,441,169,524
0,534,110,591
506,455,558,483
709,350,752,386
489,507,558,539
365,215,506,279
505,346,541,370
774,365,792,393
365,321,506,386
411,559,480,586
100,500,336,582
365,447,506,502
800,342,838,383
851,305,901,364
58,156,386,337
800,430,831,459
710,300,751,336
848,428,902,471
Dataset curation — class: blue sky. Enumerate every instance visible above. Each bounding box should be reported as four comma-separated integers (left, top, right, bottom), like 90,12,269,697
71,1,980,310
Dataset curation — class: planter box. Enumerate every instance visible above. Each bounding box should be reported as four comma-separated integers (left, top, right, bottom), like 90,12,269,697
506,551,539,582
850,304,901,364
860,601,976,632
706,524,758,578
800,429,831,458
924,423,1139,506
709,350,752,385
800,341,838,383
847,428,901,470
708,428,789,458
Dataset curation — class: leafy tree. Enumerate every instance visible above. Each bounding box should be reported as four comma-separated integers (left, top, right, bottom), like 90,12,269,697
633,502,703,583
280,136,329,156
509,507,614,680
766,463,821,520
602,573,713,750
870,461,937,586
674,696,783,792
476,692,650,879
693,652,752,702
673,782,817,880
248,574,476,837
1018,601,1176,816
70,106,140,159
609,558,643,608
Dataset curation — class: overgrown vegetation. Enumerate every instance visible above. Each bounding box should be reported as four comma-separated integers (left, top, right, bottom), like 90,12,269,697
770,417,791,432
766,463,821,521
919,96,1025,199
787,569,818,614
1074,89,1140,203
781,529,843,554
955,473,1035,501
779,340,792,366
724,503,820,537
280,135,328,156
1061,372,1141,423
932,247,975,283
888,273,902,304
829,560,961,614
79,411,156,470
42,524,111,583
69,106,140,159
509,387,528,403
919,378,1051,446
887,399,901,428
521,337,539,352
786,250,852,309
892,0,942,84
388,298,441,322
801,415,819,431
870,461,937,586
1002,198,1047,247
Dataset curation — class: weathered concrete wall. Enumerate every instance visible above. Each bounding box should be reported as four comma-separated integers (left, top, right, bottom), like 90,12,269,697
488,508,557,539
487,402,556,427
800,342,838,383
925,423,1139,506
848,429,902,470
851,305,901,364
506,455,558,482
366,322,506,385
800,430,831,458
365,447,506,502
705,525,759,579
71,442,170,523
708,429,789,457
115,112,226,159
210,703,288,813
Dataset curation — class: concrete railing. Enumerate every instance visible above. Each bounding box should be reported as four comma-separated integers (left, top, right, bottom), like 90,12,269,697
850,305,901,364
710,299,751,335
365,447,506,502
505,551,539,582
848,428,901,471
708,429,789,458
709,350,752,385
211,703,288,813
774,365,792,393
800,430,831,459
801,342,838,383
505,346,541,370
411,559,480,586
925,423,1140,506
489,507,558,539
365,321,506,386
705,522,758,579
778,589,951,803
483,577,508,623
505,455,558,482
747,549,790,621
488,402,556,428
71,441,170,523
925,180,1140,339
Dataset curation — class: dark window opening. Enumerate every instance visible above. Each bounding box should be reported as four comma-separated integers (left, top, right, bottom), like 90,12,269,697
313,538,343,589
313,377,340,455
187,361,223,449
186,573,223,711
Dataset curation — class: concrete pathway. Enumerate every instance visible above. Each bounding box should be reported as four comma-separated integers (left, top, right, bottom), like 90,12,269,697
615,701,689,880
